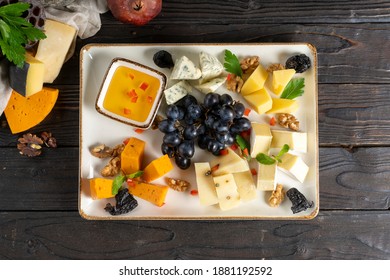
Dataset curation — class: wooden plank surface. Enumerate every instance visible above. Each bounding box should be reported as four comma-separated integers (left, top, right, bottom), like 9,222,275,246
0,211,389,259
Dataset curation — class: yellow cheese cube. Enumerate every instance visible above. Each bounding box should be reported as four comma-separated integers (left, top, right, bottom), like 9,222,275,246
243,88,272,114
272,69,296,95
250,122,272,158
194,162,219,206
142,154,173,182
266,98,298,114
128,181,169,207
278,153,309,183
35,19,77,83
240,64,268,96
89,178,115,200
121,137,145,175
271,130,307,153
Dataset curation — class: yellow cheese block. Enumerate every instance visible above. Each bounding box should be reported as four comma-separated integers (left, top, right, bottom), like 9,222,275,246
142,154,173,182
4,87,59,134
128,181,169,207
272,69,296,95
89,178,115,200
35,19,77,83
121,137,145,175
243,88,272,114
266,98,298,114
240,64,268,96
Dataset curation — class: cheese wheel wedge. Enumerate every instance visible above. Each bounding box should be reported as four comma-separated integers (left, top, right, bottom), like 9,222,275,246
4,87,59,134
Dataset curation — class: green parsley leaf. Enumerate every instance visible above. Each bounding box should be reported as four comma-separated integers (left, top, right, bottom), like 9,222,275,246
224,49,242,77
112,174,126,195
275,144,290,161
256,153,276,165
280,78,305,100
0,3,46,68
126,170,144,179
235,134,251,160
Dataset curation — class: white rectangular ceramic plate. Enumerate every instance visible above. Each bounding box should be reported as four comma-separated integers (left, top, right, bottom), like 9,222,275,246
79,43,318,220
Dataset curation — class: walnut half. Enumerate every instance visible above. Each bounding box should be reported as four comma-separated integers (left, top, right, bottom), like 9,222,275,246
278,113,300,131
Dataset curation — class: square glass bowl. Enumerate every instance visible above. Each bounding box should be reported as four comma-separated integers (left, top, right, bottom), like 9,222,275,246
95,57,167,129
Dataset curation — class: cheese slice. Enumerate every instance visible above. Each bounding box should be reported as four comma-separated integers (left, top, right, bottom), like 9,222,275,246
250,122,272,158
4,87,59,134
256,162,277,191
233,171,257,201
266,98,298,114
210,148,249,176
278,153,309,183
272,69,296,95
243,88,272,114
213,174,241,211
9,53,44,97
194,162,219,206
35,19,77,83
271,130,307,153
240,64,268,96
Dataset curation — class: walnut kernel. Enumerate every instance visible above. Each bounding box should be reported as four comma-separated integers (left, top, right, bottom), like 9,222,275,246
240,56,259,74
165,177,190,192
278,113,300,131
266,63,285,73
226,74,244,93
268,184,285,207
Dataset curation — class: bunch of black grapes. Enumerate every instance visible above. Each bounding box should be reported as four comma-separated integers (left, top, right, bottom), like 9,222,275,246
158,93,251,169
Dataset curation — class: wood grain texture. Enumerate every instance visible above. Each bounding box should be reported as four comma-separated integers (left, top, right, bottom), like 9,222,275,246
0,211,389,259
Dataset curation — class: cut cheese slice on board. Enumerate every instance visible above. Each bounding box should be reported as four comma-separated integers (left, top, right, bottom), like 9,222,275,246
4,87,59,134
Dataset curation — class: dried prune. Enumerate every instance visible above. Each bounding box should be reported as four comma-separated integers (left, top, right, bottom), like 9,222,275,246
286,187,314,214
104,188,138,216
285,54,311,73
153,50,174,69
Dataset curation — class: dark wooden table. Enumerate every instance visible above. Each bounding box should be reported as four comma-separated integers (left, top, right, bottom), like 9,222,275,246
1,0,390,259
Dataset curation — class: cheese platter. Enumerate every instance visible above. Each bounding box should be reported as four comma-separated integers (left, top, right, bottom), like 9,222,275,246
79,43,318,220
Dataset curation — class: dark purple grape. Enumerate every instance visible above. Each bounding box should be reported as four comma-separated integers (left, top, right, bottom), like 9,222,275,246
158,119,176,133
203,93,220,108
196,123,206,135
163,132,182,147
177,106,186,120
177,140,195,158
205,114,217,128
235,117,251,131
233,102,245,118
183,124,198,140
180,95,198,108
175,154,191,170
215,132,230,144
213,119,229,134
219,105,235,122
161,143,176,158
184,114,196,125
187,103,202,120
198,134,211,150
225,133,235,146
219,93,233,106
166,105,181,120
207,139,221,154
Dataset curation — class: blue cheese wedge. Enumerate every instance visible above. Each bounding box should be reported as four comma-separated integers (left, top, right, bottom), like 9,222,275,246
194,77,226,94
164,80,192,105
199,51,224,83
213,173,241,211
171,56,202,80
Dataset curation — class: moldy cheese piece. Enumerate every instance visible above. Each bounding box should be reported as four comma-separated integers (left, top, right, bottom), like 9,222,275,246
272,69,296,95
35,19,77,83
243,88,272,114
4,87,59,134
90,178,115,200
170,56,202,80
142,154,173,182
240,64,268,96
199,51,224,83
213,173,241,211
164,80,192,105
128,181,169,207
194,162,219,206
9,53,44,97
121,137,145,175
250,122,272,158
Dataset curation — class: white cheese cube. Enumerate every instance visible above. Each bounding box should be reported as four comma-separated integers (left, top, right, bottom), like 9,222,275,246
194,77,226,94
250,122,273,158
164,80,192,105
194,162,219,206
278,153,309,183
271,130,307,153
171,56,202,80
210,148,249,176
35,19,76,83
256,162,277,191
233,171,257,202
213,174,241,211
199,51,224,83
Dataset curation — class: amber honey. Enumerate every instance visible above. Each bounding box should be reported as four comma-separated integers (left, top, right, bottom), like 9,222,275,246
102,66,161,122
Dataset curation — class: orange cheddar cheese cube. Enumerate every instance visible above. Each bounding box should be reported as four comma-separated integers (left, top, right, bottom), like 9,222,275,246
142,154,173,182
128,181,169,207
89,178,115,200
4,87,58,134
121,137,145,175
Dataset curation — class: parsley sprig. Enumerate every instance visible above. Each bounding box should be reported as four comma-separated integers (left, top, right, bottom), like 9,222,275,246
0,3,46,68
224,49,242,77
256,144,290,165
280,78,305,99
112,170,144,195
